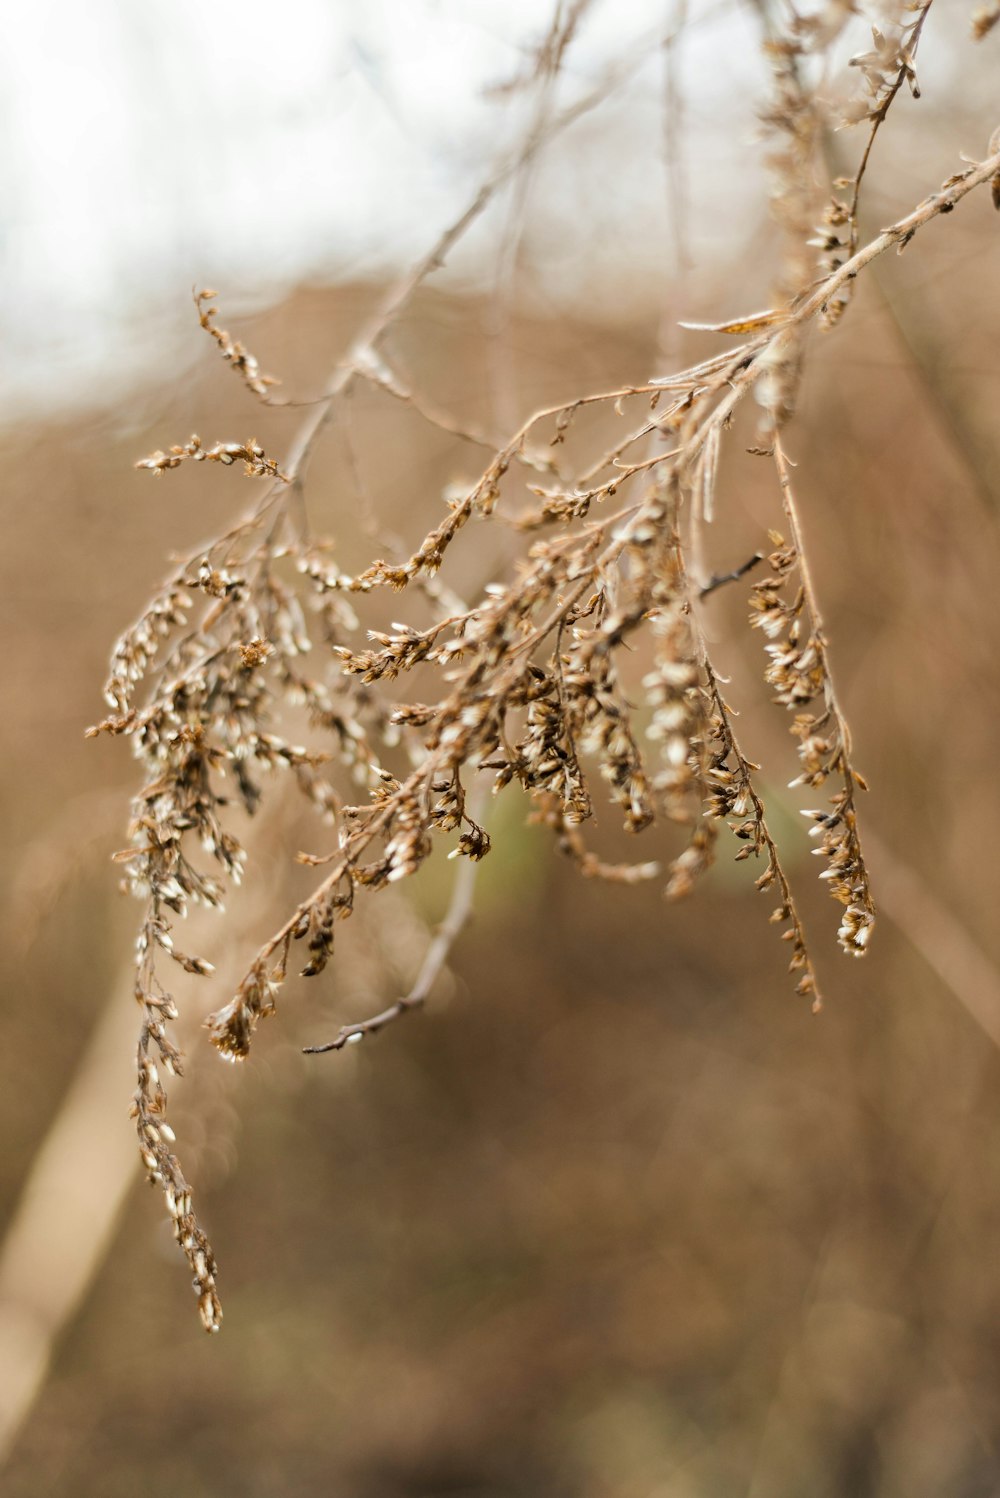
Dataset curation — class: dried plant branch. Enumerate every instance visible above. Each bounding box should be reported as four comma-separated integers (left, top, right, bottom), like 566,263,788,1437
301,789,486,1054
699,552,764,598
194,289,280,402
92,8,1000,1330
814,2,935,327
842,5,934,244
749,437,875,954
135,433,289,482
702,664,823,1010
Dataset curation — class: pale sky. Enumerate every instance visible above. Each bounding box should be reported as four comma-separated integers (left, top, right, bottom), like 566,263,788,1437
0,0,770,414
0,0,980,416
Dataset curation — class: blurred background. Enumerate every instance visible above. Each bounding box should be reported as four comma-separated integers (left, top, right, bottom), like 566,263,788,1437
3,2,1000,1494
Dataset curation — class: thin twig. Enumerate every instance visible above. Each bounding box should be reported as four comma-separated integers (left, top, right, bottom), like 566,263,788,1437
302,793,486,1054
699,552,764,598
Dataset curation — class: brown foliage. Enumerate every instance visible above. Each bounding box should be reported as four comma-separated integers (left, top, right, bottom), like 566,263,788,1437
91,0,1000,1329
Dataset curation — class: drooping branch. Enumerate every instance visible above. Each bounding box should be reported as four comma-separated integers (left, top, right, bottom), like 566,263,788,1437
93,2,1000,1332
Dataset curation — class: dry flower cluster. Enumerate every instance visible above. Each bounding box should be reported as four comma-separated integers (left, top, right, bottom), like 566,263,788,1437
91,1,1000,1329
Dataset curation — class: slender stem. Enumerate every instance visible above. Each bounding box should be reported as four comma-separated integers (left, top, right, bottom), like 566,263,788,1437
844,3,935,261
303,789,487,1054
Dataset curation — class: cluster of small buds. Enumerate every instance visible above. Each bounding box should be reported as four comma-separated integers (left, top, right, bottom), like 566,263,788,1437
297,550,354,594
194,559,244,598
194,289,279,402
802,795,876,955
136,1108,222,1331
390,702,439,729
469,452,511,516
846,13,923,116
352,490,476,592
749,532,824,708
704,756,762,860
239,636,274,670
812,197,853,329
147,914,215,976
757,33,822,312
517,484,595,530
754,533,826,707
369,766,402,803
701,688,822,1004
103,587,193,714
811,5,933,327
460,584,550,675
206,960,282,1061
450,823,492,861
115,722,247,917
786,711,845,790
382,794,435,887
333,619,454,683
507,672,590,823
429,777,464,832
135,433,287,482
754,450,876,954
129,966,224,1329
838,896,876,954
644,595,705,823
298,885,354,978
562,627,654,833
